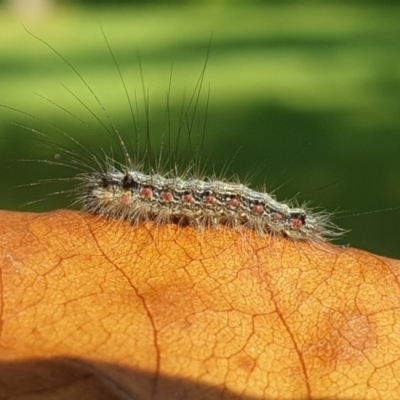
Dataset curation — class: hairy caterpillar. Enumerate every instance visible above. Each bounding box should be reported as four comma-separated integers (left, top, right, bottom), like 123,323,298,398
0,14,398,253
0,29,342,243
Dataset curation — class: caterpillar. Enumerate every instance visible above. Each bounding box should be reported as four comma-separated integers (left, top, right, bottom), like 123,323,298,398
78,166,339,240
2,30,342,242
2,29,344,242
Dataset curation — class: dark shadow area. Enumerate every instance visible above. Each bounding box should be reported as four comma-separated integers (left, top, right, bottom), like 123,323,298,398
0,357,262,400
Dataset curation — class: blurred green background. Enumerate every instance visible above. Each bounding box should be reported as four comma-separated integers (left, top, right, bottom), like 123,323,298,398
1,1,400,257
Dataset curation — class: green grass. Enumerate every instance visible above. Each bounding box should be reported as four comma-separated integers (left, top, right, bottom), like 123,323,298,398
1,2,400,257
